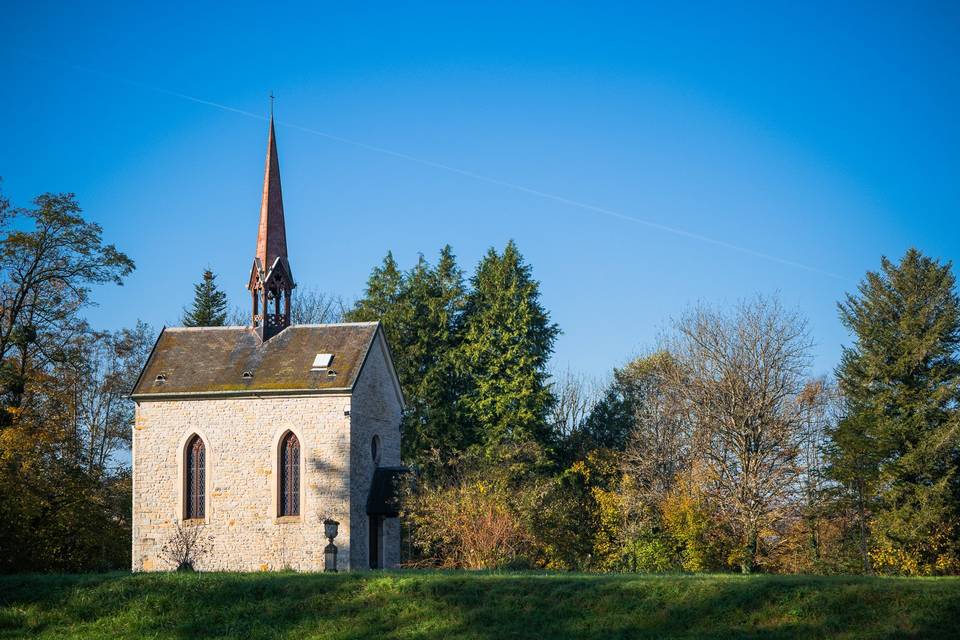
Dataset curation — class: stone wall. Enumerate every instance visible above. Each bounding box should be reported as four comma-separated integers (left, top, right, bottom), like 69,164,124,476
349,331,404,569
132,394,353,572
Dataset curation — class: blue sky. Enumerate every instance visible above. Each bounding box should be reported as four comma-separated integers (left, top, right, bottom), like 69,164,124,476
2,2,959,382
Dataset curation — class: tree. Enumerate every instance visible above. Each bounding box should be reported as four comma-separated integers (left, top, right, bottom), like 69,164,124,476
549,370,596,440
825,410,882,574
582,352,685,461
666,296,813,573
834,248,960,574
399,247,470,465
780,378,848,574
0,192,134,423
531,451,618,571
347,247,470,467
0,187,139,572
228,286,347,326
58,322,154,473
290,288,347,325
457,241,560,459
345,252,404,330
401,450,533,569
585,353,706,573
619,352,690,513
182,269,228,327
348,243,559,467
549,369,599,462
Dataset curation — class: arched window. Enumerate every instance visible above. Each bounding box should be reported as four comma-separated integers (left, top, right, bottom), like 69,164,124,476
279,432,300,517
185,435,205,520
371,435,381,466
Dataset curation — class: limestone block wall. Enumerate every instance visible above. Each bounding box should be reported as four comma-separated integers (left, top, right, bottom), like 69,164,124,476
349,333,404,569
132,394,353,572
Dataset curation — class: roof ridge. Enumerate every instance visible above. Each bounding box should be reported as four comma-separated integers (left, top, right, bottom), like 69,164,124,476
292,321,379,328
166,326,253,332
164,322,379,333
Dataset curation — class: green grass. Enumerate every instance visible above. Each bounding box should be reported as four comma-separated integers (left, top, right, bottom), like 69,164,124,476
1,571,957,639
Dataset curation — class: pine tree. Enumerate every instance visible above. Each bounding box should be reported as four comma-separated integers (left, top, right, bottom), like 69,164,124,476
345,252,410,392
345,252,403,329
398,247,471,464
347,248,470,467
457,241,560,460
834,248,960,574
182,269,228,327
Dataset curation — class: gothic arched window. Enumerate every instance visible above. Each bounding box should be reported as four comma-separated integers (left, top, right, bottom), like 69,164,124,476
279,432,300,517
185,435,205,520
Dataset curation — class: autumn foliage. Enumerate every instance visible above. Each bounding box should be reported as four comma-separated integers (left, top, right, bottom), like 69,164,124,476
0,188,148,572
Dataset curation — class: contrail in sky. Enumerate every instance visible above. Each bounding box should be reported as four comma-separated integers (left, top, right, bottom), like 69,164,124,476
16,51,849,282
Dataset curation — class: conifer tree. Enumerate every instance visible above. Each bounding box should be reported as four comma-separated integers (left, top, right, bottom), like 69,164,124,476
347,248,469,466
345,252,409,388
457,241,560,459
834,248,960,574
182,269,228,327
398,247,471,464
825,413,881,573
345,252,403,329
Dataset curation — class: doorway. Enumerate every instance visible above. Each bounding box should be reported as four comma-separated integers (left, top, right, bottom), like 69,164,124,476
369,516,381,569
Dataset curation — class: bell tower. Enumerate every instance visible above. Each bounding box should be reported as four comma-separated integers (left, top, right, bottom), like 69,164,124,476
248,114,295,340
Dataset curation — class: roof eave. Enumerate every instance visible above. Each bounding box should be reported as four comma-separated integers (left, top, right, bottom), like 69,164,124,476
129,326,167,399
131,386,355,401
375,322,406,409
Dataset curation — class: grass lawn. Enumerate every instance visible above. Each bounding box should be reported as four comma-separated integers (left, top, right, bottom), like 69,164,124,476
1,571,958,639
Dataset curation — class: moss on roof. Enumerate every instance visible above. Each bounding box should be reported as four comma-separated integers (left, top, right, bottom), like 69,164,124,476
132,323,380,398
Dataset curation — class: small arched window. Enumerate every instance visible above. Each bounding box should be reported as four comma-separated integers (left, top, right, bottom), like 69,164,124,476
371,435,381,466
279,432,300,517
185,435,205,520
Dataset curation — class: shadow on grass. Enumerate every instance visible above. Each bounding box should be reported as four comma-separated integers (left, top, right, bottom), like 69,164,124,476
1,572,958,639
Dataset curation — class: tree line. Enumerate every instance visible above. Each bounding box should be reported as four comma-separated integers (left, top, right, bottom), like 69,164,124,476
2,183,958,575
343,247,960,575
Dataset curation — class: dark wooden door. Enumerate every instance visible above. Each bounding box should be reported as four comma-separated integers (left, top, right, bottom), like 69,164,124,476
369,516,381,569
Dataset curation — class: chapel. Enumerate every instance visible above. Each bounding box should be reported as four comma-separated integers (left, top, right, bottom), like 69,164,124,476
130,116,404,571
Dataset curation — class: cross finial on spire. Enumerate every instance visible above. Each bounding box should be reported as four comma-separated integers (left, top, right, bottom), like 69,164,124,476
269,91,275,118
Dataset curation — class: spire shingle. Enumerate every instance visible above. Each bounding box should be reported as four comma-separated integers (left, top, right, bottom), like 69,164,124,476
256,116,288,272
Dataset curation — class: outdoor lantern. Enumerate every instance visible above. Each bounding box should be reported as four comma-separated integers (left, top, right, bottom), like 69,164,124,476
323,519,339,572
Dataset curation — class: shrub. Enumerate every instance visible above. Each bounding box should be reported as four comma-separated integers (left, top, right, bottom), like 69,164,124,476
158,521,214,571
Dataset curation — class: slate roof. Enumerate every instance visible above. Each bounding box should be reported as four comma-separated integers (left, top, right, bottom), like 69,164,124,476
131,322,381,399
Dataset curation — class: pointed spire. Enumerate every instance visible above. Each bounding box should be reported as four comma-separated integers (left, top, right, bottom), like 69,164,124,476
249,112,294,341
255,115,288,274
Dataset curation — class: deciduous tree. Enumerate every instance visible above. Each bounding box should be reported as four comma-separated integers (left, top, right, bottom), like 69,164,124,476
0,192,134,423
666,296,813,573
0,187,139,572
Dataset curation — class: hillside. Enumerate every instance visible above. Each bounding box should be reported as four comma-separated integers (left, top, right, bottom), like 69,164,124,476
1,572,957,639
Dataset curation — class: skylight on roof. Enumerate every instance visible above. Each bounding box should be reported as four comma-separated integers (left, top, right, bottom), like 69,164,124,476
311,353,334,370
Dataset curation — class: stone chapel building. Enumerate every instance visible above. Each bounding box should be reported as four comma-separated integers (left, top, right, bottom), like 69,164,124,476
131,116,404,572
